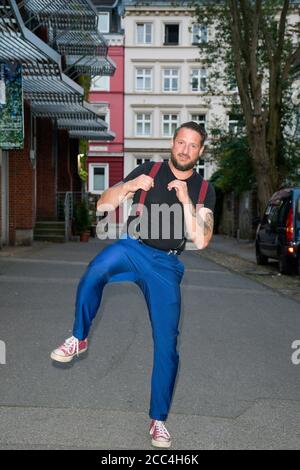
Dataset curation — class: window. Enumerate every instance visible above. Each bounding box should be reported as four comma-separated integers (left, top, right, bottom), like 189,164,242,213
297,197,300,219
91,107,110,128
136,157,151,167
162,114,179,137
98,13,110,33
163,69,179,92
191,114,206,129
135,113,152,136
192,24,208,44
228,78,238,92
137,23,152,44
228,114,244,134
278,198,291,226
90,76,110,92
191,68,207,92
295,112,300,138
89,164,109,194
164,24,179,45
136,68,152,91
195,159,205,177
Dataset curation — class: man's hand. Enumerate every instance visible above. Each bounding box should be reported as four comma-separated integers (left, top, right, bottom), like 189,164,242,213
125,174,154,194
167,180,189,205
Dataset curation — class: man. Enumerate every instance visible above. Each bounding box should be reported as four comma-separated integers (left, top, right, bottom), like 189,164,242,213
50,121,215,448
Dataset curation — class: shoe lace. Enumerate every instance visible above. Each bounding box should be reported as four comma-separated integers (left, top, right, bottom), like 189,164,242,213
63,336,79,356
153,421,170,439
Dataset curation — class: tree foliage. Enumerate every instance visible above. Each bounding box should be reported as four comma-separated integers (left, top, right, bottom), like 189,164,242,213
192,0,300,214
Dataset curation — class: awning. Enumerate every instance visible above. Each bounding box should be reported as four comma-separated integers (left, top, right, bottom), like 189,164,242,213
56,30,108,57
30,96,105,120
0,0,85,99
65,55,116,77
23,66,84,99
31,95,115,140
69,129,116,140
24,0,98,31
0,0,61,66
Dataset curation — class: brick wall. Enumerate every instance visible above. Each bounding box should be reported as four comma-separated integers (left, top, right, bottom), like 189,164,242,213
57,129,71,192
0,152,2,247
8,103,35,244
36,117,55,220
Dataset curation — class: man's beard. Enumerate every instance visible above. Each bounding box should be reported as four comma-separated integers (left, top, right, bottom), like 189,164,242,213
170,151,198,171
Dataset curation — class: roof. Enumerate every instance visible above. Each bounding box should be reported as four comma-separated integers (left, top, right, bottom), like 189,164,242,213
92,0,119,8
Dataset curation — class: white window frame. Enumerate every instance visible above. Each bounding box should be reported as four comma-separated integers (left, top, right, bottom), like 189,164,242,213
90,104,110,128
135,156,152,167
135,67,153,91
228,115,239,135
190,113,206,129
162,113,179,137
135,112,152,136
98,12,110,34
136,22,153,44
191,68,207,92
195,159,205,177
90,75,110,92
163,68,180,92
89,163,109,195
192,24,208,44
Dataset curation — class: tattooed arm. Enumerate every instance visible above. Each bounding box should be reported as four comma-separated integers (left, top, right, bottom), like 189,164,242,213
183,199,214,250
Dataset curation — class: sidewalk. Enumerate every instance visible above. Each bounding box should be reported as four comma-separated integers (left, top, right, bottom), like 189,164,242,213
0,234,256,263
208,234,256,263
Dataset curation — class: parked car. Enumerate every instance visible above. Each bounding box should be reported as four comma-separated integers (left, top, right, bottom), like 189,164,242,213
255,187,300,275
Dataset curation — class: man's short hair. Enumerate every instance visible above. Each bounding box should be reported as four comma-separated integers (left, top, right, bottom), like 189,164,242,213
173,121,207,148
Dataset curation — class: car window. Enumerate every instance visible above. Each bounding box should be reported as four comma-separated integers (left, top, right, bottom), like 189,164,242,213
297,197,300,220
262,203,279,225
262,204,272,224
277,198,290,225
270,205,280,226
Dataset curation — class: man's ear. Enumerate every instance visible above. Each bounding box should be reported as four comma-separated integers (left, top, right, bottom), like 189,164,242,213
198,145,205,157
170,138,174,149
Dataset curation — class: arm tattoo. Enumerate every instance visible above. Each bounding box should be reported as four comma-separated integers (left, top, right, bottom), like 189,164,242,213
204,211,214,236
196,209,214,236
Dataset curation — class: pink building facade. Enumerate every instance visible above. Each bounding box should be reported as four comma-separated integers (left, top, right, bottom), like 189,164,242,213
87,40,125,222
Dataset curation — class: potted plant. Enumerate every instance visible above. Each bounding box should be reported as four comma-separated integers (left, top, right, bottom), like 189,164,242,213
74,200,91,242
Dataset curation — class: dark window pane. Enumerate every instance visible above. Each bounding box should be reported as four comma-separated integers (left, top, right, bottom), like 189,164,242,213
165,24,179,45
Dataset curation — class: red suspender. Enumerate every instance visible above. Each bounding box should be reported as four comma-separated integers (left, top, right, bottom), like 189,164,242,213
136,162,163,216
198,179,209,205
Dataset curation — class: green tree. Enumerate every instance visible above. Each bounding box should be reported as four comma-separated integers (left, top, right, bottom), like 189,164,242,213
193,0,300,215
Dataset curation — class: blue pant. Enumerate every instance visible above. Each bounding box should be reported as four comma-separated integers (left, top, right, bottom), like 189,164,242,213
72,234,185,421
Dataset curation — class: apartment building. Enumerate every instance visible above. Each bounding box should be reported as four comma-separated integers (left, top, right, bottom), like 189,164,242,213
123,0,222,181
88,0,125,196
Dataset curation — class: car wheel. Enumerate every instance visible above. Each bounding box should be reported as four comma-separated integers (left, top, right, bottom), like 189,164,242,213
256,244,268,265
278,252,295,275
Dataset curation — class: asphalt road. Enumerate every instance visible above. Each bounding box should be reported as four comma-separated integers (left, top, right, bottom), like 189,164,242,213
0,238,300,450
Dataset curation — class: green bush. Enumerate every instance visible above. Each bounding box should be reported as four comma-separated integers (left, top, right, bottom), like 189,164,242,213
74,200,91,234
